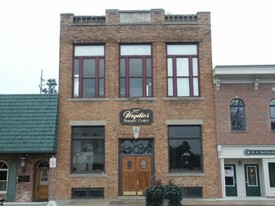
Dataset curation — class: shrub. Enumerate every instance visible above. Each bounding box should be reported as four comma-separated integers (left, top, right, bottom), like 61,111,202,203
145,181,183,206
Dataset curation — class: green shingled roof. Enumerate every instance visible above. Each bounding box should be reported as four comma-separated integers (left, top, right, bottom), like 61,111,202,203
0,94,58,153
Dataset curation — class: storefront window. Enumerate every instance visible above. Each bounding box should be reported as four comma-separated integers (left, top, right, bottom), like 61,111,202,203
169,125,202,172
268,163,275,187
72,126,105,174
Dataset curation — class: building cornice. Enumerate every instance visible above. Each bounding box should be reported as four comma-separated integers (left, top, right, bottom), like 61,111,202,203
213,65,275,90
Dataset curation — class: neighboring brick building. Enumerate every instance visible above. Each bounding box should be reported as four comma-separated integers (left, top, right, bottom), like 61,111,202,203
213,65,275,197
57,9,219,199
0,94,58,202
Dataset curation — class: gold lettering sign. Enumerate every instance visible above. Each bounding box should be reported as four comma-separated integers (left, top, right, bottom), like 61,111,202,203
120,108,153,125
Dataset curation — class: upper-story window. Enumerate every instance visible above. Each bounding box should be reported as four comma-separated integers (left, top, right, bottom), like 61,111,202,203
73,45,105,98
167,44,199,97
269,99,275,131
120,45,152,97
0,161,8,192
230,98,246,131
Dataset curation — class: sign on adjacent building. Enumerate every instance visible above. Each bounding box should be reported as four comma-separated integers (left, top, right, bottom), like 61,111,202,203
244,149,275,156
120,108,153,125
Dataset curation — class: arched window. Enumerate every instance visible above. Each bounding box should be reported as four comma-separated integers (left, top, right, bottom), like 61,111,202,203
230,98,246,131
0,161,8,192
270,99,275,131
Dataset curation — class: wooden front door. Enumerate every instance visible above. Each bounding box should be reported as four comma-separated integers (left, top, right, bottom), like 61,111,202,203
122,156,151,196
35,161,49,201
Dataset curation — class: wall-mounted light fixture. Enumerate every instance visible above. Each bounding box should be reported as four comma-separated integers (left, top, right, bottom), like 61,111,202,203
20,157,27,172
238,160,242,166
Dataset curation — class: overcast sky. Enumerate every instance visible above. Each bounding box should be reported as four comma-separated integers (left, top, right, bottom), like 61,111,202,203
0,0,274,94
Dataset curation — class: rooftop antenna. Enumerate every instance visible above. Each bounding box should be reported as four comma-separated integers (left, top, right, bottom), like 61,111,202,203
39,70,57,94
39,69,46,94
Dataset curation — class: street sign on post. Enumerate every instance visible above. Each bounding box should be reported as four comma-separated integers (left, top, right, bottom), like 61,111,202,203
50,157,56,168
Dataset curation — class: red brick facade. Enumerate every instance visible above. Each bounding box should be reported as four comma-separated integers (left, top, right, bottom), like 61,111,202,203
214,65,275,197
216,84,275,145
56,9,220,199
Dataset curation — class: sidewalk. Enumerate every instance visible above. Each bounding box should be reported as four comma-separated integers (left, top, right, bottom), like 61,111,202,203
3,197,275,206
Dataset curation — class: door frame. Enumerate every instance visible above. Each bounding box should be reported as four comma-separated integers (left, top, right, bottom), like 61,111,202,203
118,138,155,196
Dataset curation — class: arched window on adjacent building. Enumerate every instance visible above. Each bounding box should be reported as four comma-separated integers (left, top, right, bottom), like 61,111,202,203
230,98,246,131
0,161,8,192
269,99,275,131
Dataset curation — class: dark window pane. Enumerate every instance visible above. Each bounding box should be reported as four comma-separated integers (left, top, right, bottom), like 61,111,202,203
169,126,201,137
73,127,104,137
0,182,7,191
120,78,126,97
99,59,104,77
74,59,79,75
72,188,104,199
225,176,234,186
99,79,104,97
0,162,8,169
269,163,275,187
146,58,152,77
270,107,275,118
0,171,7,180
270,99,275,106
120,59,125,77
83,79,95,97
129,58,142,76
129,78,142,96
231,119,245,130
72,139,104,173
146,78,152,97
88,189,104,198
83,59,95,77
230,99,246,130
72,189,88,198
230,107,245,118
169,139,201,172
231,99,244,107
182,187,202,198
271,121,275,131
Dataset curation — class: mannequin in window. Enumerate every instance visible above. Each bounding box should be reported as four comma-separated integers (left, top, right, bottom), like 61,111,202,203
74,144,94,172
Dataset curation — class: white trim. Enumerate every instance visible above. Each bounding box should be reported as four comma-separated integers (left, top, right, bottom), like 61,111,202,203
166,119,203,125
70,120,107,126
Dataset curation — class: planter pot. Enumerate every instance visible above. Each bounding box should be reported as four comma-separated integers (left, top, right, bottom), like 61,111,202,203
162,198,169,206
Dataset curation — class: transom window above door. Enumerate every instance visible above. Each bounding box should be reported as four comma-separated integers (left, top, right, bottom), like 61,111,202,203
73,45,105,98
120,45,152,97
167,44,199,97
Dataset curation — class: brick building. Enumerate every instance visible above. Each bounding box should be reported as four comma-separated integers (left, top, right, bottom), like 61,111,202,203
213,65,275,197
57,9,219,199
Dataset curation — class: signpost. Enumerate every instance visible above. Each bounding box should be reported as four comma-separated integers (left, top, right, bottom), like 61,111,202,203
48,157,57,205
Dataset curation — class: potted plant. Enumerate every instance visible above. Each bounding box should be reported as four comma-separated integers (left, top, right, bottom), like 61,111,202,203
163,182,184,206
145,180,183,206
